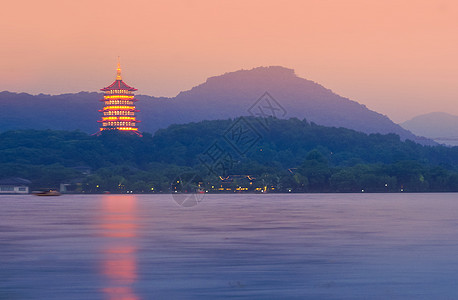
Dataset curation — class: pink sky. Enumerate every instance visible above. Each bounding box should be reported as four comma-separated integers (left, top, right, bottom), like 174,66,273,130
2,0,457,122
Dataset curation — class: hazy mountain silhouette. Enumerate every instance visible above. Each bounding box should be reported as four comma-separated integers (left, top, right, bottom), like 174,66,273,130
401,112,458,146
0,66,429,144
0,91,100,132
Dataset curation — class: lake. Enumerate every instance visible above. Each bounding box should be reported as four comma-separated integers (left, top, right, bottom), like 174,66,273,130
1,193,458,299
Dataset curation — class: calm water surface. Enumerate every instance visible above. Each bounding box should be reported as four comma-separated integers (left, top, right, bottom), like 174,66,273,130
1,193,458,299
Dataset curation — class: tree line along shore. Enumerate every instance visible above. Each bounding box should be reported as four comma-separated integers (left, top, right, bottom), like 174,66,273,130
1,117,458,193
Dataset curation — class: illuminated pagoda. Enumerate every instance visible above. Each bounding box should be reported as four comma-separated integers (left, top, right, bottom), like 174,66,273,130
98,59,141,136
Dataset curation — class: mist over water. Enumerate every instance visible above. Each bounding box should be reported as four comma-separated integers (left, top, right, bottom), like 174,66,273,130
1,193,458,299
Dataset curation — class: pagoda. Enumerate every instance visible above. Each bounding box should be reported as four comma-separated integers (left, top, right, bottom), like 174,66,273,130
98,60,141,135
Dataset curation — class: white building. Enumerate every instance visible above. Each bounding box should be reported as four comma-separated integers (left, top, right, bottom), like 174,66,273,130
0,178,31,194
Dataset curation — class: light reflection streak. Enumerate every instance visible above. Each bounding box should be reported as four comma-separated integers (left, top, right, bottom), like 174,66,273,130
99,195,140,300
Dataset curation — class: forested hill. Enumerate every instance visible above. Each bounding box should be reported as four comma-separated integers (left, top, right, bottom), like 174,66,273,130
0,66,430,144
0,117,457,193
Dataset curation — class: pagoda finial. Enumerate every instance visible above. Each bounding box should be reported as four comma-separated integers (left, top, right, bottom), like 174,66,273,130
116,56,122,80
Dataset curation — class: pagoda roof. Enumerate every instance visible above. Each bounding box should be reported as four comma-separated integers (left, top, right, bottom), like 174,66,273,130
101,80,137,92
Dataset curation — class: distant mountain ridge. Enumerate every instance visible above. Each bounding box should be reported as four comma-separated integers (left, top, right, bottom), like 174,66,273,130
401,112,458,146
0,66,429,144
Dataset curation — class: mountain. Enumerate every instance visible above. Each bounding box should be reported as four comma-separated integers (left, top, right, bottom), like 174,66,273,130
0,92,100,132
401,112,458,146
0,66,429,144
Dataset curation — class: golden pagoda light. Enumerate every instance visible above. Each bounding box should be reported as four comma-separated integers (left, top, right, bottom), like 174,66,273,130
98,59,141,136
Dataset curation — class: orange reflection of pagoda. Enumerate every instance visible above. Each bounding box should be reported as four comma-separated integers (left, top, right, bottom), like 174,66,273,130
98,59,141,136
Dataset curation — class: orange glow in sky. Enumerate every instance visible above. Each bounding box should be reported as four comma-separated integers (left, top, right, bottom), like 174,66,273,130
2,0,458,122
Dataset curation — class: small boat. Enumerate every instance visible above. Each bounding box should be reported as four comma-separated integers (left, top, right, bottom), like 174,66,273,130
32,190,61,196
196,188,206,194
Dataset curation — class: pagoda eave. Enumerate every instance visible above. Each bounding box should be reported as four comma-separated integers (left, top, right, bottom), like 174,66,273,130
99,98,138,102
100,79,137,92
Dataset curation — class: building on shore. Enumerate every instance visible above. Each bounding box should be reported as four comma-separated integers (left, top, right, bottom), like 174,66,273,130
98,59,141,136
0,178,31,194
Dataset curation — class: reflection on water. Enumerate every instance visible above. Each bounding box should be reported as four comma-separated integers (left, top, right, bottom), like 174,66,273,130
99,195,139,300
2,193,458,299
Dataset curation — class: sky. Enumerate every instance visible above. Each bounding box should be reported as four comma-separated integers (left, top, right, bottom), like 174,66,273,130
2,0,457,123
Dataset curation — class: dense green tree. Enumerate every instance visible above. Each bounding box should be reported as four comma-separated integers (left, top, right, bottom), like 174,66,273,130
1,118,458,193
